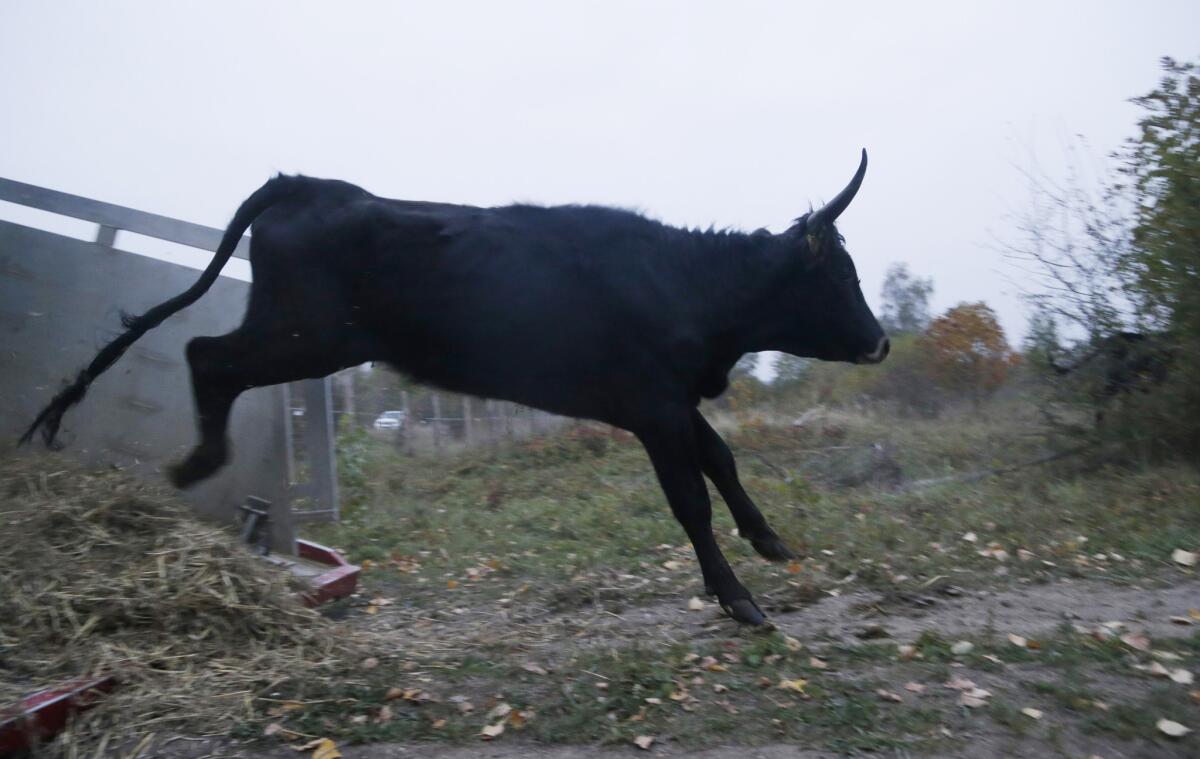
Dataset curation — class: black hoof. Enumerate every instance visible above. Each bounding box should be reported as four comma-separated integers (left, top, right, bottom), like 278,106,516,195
168,447,226,489
168,461,205,489
721,598,768,626
750,535,797,563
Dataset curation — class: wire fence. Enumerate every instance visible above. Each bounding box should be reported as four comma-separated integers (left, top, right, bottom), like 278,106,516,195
289,371,572,456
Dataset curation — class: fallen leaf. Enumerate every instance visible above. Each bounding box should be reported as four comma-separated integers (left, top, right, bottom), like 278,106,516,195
786,561,803,574
365,605,379,615
778,678,808,693
876,689,903,702
446,579,459,589
897,644,918,660
687,597,705,611
962,531,978,543
264,722,284,737
904,681,926,693
944,676,976,691
481,722,505,739
485,703,513,721
1120,632,1151,652
431,718,447,729
310,739,342,759
396,688,433,703
522,662,548,676
808,657,827,670
784,635,803,652
1170,549,1197,567
1190,608,1200,621
645,697,662,705
508,709,529,728
1156,718,1191,737
349,715,368,725
385,687,404,701
713,683,729,693
699,656,727,672
1021,707,1043,720
950,641,974,655
1170,669,1194,685
633,735,655,750
377,705,393,723
361,657,379,670
1169,616,1194,626
958,688,991,708
1008,633,1028,648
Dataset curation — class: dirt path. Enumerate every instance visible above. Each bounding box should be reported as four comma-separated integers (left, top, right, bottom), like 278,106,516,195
161,577,1198,759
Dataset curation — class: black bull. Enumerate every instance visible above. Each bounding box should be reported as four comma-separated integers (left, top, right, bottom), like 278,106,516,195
22,151,888,625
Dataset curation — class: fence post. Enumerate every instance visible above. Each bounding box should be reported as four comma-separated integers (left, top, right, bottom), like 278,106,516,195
399,390,411,452
462,396,473,446
432,392,443,451
484,399,497,447
301,377,339,520
337,370,356,427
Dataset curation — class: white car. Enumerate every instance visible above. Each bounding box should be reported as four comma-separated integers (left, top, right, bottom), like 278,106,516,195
373,410,406,430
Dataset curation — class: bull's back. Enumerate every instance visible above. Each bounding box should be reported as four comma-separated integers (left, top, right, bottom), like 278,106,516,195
345,202,676,416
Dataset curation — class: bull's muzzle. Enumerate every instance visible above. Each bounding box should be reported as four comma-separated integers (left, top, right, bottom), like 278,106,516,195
857,336,890,365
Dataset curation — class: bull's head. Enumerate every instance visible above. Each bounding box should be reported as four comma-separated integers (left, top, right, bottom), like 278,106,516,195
780,150,889,364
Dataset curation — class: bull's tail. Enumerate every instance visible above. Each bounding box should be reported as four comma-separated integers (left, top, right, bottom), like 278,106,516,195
19,175,299,449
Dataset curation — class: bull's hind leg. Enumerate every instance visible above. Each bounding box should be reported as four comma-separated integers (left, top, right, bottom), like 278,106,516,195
170,328,348,488
692,409,796,562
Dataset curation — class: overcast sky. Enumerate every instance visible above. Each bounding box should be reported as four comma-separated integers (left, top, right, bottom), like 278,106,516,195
2,1,1197,359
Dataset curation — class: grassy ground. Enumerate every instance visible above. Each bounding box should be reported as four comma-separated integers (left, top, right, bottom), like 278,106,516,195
267,399,1200,756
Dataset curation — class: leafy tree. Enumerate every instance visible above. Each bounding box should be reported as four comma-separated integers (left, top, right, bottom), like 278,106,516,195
1120,57,1200,336
1115,57,1200,452
772,353,811,385
725,353,765,410
729,353,760,381
1022,308,1062,373
923,302,1017,404
878,263,934,335
1004,57,1200,455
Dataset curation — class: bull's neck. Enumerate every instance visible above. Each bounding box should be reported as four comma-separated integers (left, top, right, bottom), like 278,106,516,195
688,231,794,358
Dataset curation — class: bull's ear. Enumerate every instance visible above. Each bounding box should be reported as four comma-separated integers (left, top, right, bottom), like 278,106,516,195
803,221,831,269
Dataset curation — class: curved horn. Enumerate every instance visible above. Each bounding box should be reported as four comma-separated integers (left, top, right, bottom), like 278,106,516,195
809,149,867,227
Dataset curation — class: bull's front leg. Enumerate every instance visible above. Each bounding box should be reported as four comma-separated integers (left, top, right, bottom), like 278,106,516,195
692,409,796,562
637,407,767,626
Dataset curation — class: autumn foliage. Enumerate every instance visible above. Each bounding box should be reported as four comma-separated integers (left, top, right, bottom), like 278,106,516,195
921,303,1018,403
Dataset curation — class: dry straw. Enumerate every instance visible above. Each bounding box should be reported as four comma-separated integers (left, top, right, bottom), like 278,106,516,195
0,456,371,756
